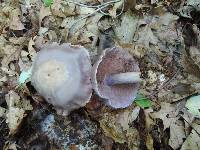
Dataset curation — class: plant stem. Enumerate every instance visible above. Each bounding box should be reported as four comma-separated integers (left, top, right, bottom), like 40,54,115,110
105,72,141,86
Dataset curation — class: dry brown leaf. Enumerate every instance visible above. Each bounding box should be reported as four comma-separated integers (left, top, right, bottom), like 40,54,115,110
118,43,146,58
151,0,158,4
136,25,158,48
180,108,195,135
0,107,6,117
181,54,200,81
51,0,67,17
0,76,7,86
1,45,21,68
1,67,16,76
0,36,7,58
144,108,154,129
99,112,126,143
78,7,96,15
158,81,197,103
61,17,76,29
9,9,25,30
6,107,25,134
134,12,180,50
45,30,58,41
181,123,200,150
150,102,177,130
28,37,37,61
158,13,179,26
38,27,48,36
62,16,87,38
114,11,138,43
85,14,102,48
0,6,10,31
189,46,200,69
5,90,33,110
3,142,18,150
5,90,20,107
99,106,140,148
169,119,186,149
9,37,27,45
39,5,51,27
144,108,154,150
116,106,140,130
108,0,123,18
34,35,48,49
126,128,140,149
4,90,33,134
18,48,33,76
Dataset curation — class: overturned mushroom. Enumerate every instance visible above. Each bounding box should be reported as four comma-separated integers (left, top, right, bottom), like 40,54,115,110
31,43,92,116
92,47,141,108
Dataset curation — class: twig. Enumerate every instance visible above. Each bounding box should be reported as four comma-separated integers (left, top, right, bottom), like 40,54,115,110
149,69,180,102
181,116,200,137
69,4,111,31
65,0,121,8
159,69,180,90
0,118,5,126
99,0,125,16
116,0,124,17
62,0,124,38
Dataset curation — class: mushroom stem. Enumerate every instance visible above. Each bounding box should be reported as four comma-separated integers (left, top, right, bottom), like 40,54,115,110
105,72,141,86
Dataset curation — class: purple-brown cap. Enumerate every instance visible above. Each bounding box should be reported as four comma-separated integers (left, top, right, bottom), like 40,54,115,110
92,47,141,108
31,43,92,116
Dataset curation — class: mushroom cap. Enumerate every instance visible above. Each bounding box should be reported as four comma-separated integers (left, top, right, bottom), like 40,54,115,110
31,43,92,115
92,47,140,108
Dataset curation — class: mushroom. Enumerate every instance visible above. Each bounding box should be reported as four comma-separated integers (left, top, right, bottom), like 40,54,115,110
92,47,141,108
31,43,92,116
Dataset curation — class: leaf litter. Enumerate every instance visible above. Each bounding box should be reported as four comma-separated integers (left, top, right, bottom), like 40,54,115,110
0,0,200,149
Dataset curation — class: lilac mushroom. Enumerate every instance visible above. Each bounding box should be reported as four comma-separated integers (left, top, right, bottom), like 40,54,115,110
31,43,92,116
92,47,141,108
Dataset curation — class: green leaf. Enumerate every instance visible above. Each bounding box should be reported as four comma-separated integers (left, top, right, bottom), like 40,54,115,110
135,94,152,108
185,95,200,116
43,0,53,7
